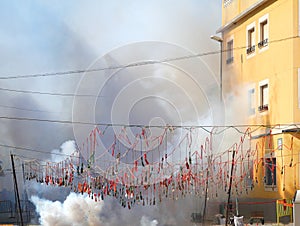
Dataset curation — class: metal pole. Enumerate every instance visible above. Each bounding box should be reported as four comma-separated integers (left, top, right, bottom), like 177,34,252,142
236,197,239,216
202,156,210,224
225,150,235,226
11,154,24,226
220,42,223,101
210,35,223,102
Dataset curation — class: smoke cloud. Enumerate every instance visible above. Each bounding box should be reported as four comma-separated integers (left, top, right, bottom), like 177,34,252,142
32,193,159,226
51,140,77,162
31,192,206,226
0,1,224,225
31,193,103,226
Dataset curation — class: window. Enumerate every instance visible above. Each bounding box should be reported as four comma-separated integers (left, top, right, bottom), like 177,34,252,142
258,80,269,111
260,84,268,110
258,14,269,49
265,158,276,186
226,39,234,64
248,88,255,115
258,20,268,47
277,138,283,150
246,23,256,55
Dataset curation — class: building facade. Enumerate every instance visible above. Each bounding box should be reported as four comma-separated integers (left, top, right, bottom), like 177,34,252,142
217,0,300,204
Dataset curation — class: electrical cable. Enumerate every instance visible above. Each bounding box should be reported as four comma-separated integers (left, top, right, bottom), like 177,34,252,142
0,115,299,132
0,143,78,158
0,35,298,80
0,104,71,114
0,86,106,97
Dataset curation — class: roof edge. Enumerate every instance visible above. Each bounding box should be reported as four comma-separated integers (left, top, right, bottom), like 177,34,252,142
216,0,269,33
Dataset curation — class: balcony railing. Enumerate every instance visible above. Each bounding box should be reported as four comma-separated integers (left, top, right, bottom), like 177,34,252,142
258,38,268,48
258,104,268,112
246,45,255,54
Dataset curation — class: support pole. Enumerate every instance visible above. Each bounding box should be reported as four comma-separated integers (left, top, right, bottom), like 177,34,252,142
225,150,236,226
219,41,223,101
11,154,24,226
202,157,210,224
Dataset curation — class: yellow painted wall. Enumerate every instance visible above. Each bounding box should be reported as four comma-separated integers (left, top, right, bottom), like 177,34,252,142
240,0,267,12
222,0,239,25
249,133,300,199
223,0,295,125
220,0,300,200
293,0,300,122
222,0,270,25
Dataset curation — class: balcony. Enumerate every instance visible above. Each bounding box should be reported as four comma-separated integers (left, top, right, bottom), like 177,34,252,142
258,104,268,112
0,200,37,224
258,38,268,48
246,45,255,54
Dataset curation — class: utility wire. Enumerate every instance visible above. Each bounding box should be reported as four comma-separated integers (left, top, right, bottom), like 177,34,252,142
0,65,297,99
0,35,298,80
0,115,299,130
0,104,70,114
0,86,106,97
0,143,78,158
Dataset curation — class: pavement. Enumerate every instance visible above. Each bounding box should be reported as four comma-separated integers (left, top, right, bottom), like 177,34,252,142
210,221,293,225
212,224,293,226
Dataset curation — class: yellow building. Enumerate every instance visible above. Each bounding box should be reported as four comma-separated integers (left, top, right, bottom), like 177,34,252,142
215,0,300,221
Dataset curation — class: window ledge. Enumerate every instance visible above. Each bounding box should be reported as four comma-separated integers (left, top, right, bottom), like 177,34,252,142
217,0,269,33
258,104,268,112
258,38,268,48
246,45,256,55
264,186,277,191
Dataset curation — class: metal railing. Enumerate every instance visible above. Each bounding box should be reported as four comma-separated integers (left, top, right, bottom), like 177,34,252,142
0,200,36,224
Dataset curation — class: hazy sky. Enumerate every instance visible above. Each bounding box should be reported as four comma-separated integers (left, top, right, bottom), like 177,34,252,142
0,0,221,155
0,1,223,225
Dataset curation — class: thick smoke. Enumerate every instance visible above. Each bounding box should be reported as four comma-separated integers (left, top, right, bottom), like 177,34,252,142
51,140,78,162
0,1,223,225
31,192,205,226
31,193,103,226
31,193,160,226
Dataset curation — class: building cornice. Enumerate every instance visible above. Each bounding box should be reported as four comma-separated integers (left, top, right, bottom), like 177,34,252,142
216,0,269,33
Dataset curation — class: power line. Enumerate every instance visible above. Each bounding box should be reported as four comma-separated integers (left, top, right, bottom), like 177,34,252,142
0,104,71,114
0,115,299,130
0,86,106,98
0,143,77,158
0,65,297,100
0,35,298,80
0,60,187,80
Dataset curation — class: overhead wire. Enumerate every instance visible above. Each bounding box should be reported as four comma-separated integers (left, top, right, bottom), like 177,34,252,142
0,143,78,158
0,86,106,98
2,131,299,161
0,114,299,131
0,104,70,114
0,35,298,160
0,35,298,80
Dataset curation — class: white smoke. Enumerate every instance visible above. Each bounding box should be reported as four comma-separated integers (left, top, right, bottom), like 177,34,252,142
31,192,103,226
31,192,162,226
140,216,158,226
51,140,77,162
